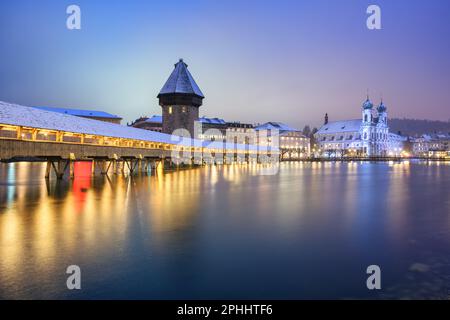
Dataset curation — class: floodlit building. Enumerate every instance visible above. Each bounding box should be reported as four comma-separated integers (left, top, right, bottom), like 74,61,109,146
387,133,408,157
131,114,256,145
412,133,450,158
199,117,255,145
33,106,123,124
254,122,310,159
315,98,405,157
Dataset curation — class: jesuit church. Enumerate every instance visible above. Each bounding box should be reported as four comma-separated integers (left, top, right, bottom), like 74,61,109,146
315,97,405,157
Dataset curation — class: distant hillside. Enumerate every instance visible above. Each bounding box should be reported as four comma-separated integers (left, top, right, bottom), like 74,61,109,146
389,118,450,136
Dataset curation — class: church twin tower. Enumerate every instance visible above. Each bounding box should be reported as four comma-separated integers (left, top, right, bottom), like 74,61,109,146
157,59,204,138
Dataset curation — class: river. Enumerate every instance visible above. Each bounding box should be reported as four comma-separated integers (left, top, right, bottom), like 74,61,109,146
0,161,449,299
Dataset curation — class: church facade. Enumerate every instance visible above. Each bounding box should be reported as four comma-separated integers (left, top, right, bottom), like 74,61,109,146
315,98,404,157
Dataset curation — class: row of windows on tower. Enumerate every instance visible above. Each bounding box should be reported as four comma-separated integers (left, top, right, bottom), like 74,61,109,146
364,114,387,123
167,106,188,115
364,132,388,140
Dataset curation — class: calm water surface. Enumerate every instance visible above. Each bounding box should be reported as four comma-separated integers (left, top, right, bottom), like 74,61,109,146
0,161,450,299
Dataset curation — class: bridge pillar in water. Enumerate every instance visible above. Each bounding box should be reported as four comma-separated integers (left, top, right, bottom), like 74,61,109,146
45,159,69,180
91,160,96,175
69,160,74,179
138,159,143,174
112,160,117,175
45,160,51,179
158,158,165,174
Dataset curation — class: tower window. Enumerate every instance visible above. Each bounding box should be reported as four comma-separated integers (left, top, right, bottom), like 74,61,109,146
182,106,187,113
168,106,173,114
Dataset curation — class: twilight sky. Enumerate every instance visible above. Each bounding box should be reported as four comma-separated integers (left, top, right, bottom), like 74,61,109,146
0,0,449,128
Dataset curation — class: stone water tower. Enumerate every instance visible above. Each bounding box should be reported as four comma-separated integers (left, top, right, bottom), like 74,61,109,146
157,59,204,138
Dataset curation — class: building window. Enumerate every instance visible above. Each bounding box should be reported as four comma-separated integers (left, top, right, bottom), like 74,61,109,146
182,106,187,113
168,106,173,114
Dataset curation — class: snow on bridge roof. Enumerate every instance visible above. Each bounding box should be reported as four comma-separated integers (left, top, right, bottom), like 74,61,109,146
33,106,122,119
0,101,268,152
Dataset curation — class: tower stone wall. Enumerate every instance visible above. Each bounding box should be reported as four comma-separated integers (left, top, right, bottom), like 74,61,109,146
158,59,204,138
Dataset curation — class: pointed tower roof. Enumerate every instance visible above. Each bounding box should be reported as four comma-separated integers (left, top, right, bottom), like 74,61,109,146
158,59,204,98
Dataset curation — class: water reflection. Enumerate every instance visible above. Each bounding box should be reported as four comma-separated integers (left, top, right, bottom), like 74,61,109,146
0,161,449,299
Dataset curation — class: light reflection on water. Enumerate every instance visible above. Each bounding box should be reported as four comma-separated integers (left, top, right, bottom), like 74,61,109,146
0,161,449,299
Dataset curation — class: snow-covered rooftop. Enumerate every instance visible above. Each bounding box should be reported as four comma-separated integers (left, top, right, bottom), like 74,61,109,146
145,115,163,123
33,106,122,119
199,117,226,125
254,122,301,133
158,59,204,98
0,101,267,151
317,119,361,134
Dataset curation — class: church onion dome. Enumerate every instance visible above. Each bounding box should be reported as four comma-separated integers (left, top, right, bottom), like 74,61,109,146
377,101,387,113
362,98,373,110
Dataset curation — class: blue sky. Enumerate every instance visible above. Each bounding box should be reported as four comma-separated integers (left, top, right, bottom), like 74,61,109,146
0,0,449,127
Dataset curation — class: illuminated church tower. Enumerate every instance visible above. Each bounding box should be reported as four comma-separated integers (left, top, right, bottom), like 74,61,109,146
158,59,204,138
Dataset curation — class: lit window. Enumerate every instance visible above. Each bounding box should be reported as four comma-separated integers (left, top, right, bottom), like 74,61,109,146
168,106,173,114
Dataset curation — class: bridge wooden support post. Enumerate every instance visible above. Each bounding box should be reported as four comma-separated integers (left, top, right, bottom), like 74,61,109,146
45,160,52,179
120,160,125,175
56,160,69,180
143,159,151,175
149,160,158,175
158,158,165,174
100,160,113,176
101,160,107,175
123,159,139,175
69,160,74,179
112,160,117,175
44,159,68,180
91,160,96,176
124,159,130,174
138,159,142,174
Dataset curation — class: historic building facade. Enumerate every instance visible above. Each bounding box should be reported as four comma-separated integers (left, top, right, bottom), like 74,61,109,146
198,117,255,145
412,133,450,158
315,98,403,157
255,122,310,159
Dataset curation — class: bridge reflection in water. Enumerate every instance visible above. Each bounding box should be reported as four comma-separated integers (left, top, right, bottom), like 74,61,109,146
1,161,450,299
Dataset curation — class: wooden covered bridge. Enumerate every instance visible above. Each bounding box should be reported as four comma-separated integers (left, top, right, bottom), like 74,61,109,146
0,101,276,179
